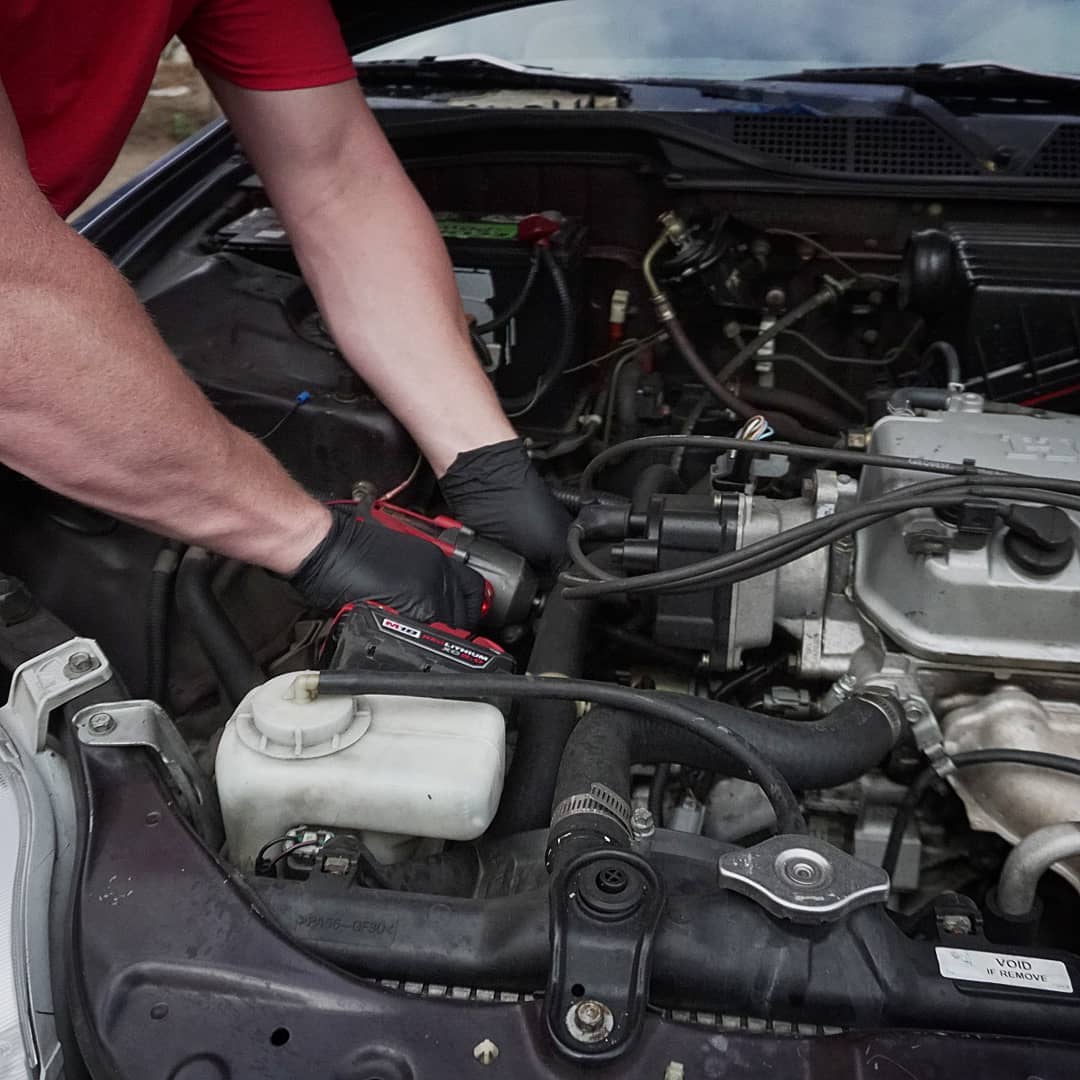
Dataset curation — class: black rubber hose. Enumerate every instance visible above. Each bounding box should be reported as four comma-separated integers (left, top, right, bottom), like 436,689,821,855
489,583,594,836
921,340,962,386
549,695,900,866
888,386,951,413
499,247,576,414
663,313,837,447
689,693,901,790
736,384,850,435
176,547,263,709
631,463,684,514
146,539,184,706
548,487,629,513
475,247,542,334
882,749,1080,881
649,763,670,822
579,433,1008,497
311,670,807,835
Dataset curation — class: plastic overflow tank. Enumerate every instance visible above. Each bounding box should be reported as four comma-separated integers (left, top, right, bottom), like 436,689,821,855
215,672,506,870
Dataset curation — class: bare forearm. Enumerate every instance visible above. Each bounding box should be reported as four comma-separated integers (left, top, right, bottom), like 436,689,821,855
210,78,516,476
0,223,330,572
287,166,516,474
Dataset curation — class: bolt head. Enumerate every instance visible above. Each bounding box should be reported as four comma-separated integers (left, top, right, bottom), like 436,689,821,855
575,1001,605,1031
473,1038,499,1066
630,807,655,839
67,651,96,674
941,915,974,935
87,712,116,735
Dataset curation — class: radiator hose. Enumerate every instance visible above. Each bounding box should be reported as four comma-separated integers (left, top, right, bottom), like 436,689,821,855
548,693,902,872
489,583,595,836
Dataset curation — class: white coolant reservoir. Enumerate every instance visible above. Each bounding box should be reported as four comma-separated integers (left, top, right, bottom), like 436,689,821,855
215,672,506,870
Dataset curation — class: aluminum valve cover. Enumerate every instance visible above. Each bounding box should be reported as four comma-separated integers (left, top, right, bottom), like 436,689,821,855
854,400,1080,669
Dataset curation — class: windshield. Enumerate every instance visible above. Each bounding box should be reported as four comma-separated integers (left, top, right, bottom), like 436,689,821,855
356,0,1080,80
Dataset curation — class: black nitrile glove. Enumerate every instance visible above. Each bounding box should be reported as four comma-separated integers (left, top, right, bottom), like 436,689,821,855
290,508,486,626
439,437,572,571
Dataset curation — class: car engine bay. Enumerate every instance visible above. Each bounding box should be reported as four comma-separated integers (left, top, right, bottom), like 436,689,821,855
7,122,1080,1069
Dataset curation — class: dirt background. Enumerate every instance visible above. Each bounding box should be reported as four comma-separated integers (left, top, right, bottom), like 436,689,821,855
73,44,220,218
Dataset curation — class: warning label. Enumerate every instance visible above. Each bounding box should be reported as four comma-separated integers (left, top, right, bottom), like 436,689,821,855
936,946,1074,994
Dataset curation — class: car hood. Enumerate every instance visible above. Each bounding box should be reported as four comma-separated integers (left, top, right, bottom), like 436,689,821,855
329,1,545,51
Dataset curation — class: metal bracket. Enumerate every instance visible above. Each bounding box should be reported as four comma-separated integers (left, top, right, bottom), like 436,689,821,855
74,700,223,850
718,834,889,923
546,850,664,1065
859,661,953,777
0,638,112,753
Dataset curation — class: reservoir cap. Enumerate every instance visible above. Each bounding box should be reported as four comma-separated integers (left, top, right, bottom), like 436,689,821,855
234,672,372,759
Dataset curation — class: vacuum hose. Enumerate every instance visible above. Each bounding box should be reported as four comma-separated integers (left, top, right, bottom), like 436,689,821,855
499,246,576,414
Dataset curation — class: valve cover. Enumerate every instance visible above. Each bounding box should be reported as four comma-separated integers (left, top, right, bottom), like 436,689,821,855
854,402,1080,669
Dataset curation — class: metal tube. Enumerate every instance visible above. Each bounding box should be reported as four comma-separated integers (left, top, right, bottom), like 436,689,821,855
997,822,1080,916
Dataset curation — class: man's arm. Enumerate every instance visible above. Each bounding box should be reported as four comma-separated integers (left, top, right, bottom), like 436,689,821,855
205,77,517,477
0,78,330,573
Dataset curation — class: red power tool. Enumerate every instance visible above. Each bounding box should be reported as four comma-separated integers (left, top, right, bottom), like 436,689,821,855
361,498,538,628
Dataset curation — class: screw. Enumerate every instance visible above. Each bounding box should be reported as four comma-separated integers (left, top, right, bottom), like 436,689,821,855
574,1000,607,1033
150,1002,168,1020
834,673,858,698
904,701,926,723
473,1039,499,1066
69,651,95,673
941,914,974,935
87,712,116,735
765,287,787,310
630,807,656,846
145,811,162,827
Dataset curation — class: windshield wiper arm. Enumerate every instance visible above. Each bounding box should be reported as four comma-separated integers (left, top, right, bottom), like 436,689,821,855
759,62,1080,101
354,54,630,102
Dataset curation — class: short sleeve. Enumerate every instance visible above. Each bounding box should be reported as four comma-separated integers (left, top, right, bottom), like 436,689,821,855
180,0,357,91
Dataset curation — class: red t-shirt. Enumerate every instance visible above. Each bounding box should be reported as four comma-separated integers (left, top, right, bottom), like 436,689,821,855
1,0,357,217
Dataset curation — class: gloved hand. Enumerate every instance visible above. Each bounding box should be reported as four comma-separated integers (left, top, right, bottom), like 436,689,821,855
438,437,572,571
289,507,486,626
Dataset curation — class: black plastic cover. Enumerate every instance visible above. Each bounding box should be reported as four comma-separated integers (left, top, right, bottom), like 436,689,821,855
901,225,1080,403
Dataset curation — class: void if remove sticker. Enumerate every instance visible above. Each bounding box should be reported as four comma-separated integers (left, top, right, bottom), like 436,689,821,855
936,946,1073,993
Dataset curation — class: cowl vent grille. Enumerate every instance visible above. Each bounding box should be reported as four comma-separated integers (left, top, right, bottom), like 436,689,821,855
1026,124,1080,178
729,115,982,176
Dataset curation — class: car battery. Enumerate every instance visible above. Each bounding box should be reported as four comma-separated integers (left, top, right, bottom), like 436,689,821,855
326,601,516,677
216,204,587,426
435,211,588,421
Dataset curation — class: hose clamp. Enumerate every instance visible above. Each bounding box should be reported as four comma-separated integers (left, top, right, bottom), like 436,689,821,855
551,783,634,836
853,691,906,740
